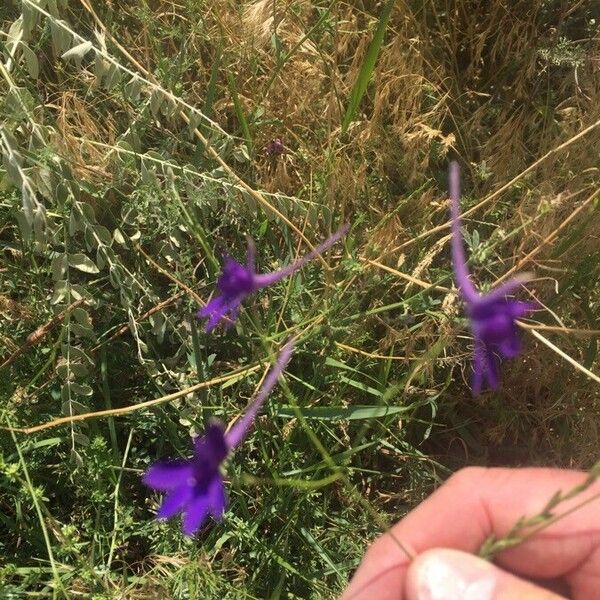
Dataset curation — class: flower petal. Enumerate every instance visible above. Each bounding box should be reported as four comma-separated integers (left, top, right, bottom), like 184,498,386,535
483,347,500,391
207,475,227,519
143,460,193,490
198,295,225,319
252,224,349,290
182,493,211,536
194,422,228,464
499,332,521,359
483,275,531,304
157,484,192,520
508,300,537,319
199,295,244,332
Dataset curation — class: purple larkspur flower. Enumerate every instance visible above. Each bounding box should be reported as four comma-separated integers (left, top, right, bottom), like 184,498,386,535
198,225,349,332
143,340,294,535
265,138,285,156
449,161,536,394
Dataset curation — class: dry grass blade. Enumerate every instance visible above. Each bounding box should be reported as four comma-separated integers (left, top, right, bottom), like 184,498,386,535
6,364,262,435
522,324,600,386
395,117,600,252
497,188,599,283
0,299,87,370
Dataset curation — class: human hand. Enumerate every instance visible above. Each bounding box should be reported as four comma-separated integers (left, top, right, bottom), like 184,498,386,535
342,467,600,599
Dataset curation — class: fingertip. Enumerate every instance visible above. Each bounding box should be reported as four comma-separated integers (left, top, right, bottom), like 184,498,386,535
405,549,566,600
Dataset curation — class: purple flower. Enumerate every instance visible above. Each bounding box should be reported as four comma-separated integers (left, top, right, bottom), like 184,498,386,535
198,225,349,332
449,161,536,394
265,138,285,156
143,341,294,535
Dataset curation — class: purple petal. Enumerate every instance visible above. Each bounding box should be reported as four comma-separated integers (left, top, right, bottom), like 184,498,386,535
500,333,521,359
483,275,531,304
202,296,243,332
508,300,537,319
194,422,229,463
198,295,225,319
253,224,349,290
226,339,295,449
449,161,478,302
143,460,193,491
207,474,227,519
483,348,500,391
182,493,211,536
157,484,192,519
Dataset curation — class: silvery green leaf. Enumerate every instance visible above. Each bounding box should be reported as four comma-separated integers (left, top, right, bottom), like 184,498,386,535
47,0,60,17
68,253,99,274
71,309,93,330
51,280,69,305
15,210,32,241
96,246,106,270
109,265,122,287
187,111,203,138
55,182,69,208
33,206,46,246
19,43,39,79
84,226,97,251
22,5,38,39
21,182,34,220
3,153,22,188
149,89,165,116
140,160,159,186
94,224,112,246
33,168,54,200
78,202,96,222
61,41,93,62
162,96,178,119
103,63,121,90
70,383,93,397
7,17,23,46
50,20,72,56
69,208,81,235
70,449,84,468
69,364,90,378
73,433,89,449
70,325,95,341
51,253,68,281
113,228,126,245
124,76,143,102
60,344,93,366
93,54,110,86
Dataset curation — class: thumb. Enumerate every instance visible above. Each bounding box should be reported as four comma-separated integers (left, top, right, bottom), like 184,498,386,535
405,548,566,600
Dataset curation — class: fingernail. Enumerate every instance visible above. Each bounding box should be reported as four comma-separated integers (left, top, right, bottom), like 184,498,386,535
407,549,496,600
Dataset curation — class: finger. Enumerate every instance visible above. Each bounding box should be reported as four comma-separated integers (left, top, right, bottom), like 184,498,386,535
342,467,600,600
405,549,566,600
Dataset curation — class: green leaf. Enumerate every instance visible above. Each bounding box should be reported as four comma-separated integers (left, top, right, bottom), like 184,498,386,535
68,253,99,274
20,43,39,79
339,375,382,397
61,41,93,62
51,253,68,281
274,404,411,421
341,0,395,135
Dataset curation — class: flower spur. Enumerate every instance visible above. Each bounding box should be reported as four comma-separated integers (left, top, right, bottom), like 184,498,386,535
198,225,349,332
449,161,536,394
143,340,294,535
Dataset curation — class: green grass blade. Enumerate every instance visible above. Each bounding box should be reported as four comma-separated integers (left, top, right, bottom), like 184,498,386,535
340,0,395,135
226,70,253,150
274,404,411,421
